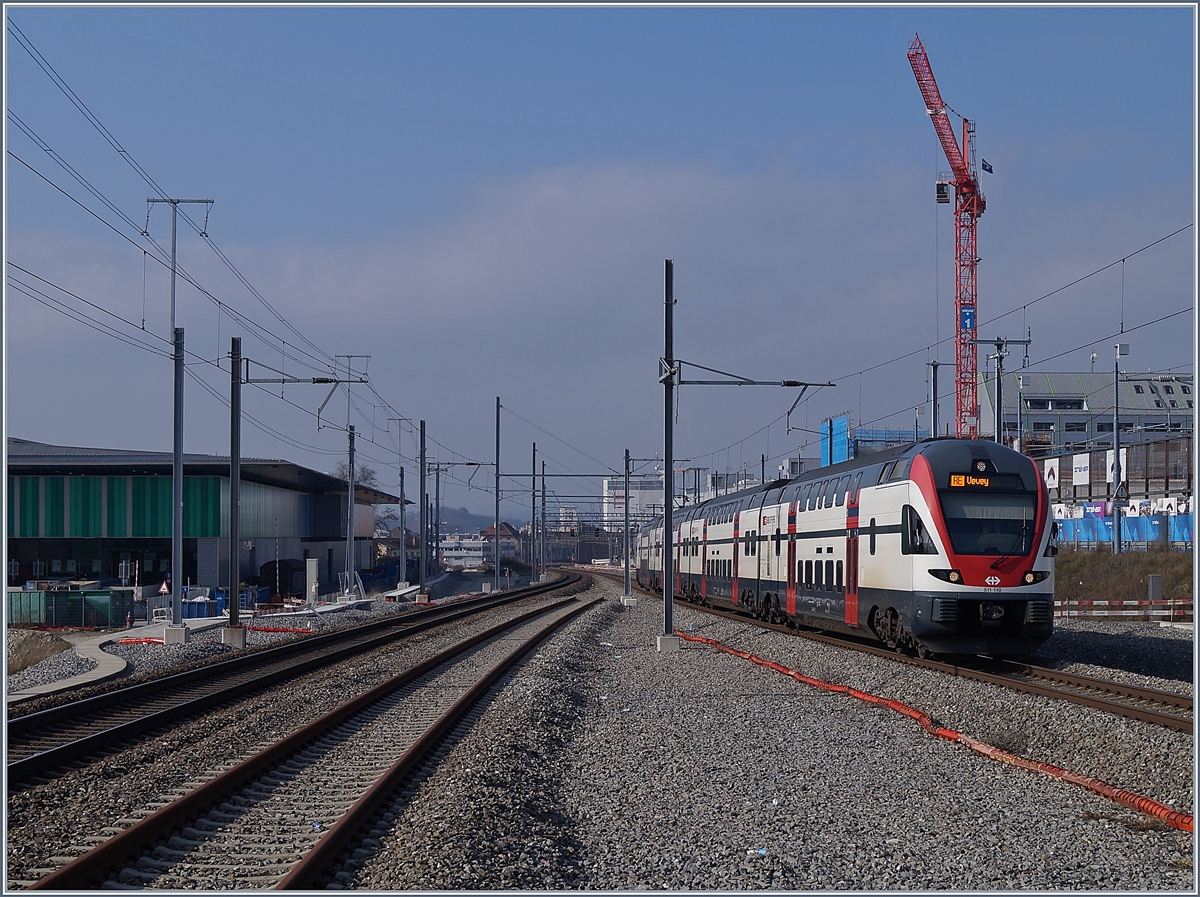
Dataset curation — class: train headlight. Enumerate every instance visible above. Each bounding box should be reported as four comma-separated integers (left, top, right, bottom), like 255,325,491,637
928,568,962,584
1023,570,1050,585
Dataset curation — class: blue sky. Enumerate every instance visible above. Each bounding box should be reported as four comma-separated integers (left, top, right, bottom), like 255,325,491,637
4,4,1195,519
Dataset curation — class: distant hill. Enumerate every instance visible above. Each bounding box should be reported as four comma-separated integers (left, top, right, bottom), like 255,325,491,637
438,506,524,535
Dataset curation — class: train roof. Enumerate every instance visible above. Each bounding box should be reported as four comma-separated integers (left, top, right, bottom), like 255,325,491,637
646,438,1034,528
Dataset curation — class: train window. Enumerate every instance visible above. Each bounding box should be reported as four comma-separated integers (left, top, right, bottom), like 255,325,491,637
901,505,937,555
804,560,812,589
814,560,824,589
849,471,863,503
835,475,851,506
836,560,843,591
751,530,758,556
878,462,895,484
825,560,834,591
869,518,876,555
823,479,838,507
799,484,811,511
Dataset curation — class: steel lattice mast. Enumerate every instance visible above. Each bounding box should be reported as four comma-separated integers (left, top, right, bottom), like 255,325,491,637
908,34,986,438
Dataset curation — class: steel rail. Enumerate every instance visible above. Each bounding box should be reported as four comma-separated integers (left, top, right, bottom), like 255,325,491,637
8,572,580,787
28,583,597,891
599,572,1192,733
277,593,601,889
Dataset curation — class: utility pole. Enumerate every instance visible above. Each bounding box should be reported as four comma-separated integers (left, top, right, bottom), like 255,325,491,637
418,420,428,601
928,360,941,438
145,197,211,645
386,417,408,585
531,443,537,581
170,327,185,637
1114,343,1130,553
661,260,677,651
624,448,631,598
434,463,441,572
971,335,1030,445
225,337,245,647
540,460,546,577
346,425,356,594
1015,375,1024,454
658,259,833,651
495,396,501,593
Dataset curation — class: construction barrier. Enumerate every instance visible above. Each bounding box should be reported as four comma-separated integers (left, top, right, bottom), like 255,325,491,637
1055,599,1193,620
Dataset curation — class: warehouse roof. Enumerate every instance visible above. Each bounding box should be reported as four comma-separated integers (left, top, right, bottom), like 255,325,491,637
5,438,398,505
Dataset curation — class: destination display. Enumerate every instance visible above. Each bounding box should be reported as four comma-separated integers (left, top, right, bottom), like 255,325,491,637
947,472,1023,490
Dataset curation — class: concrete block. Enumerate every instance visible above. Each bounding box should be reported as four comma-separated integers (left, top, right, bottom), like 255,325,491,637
656,635,681,653
222,626,247,649
164,625,189,645
621,597,639,607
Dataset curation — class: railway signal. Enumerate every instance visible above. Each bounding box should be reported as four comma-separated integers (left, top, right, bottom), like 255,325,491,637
908,34,986,439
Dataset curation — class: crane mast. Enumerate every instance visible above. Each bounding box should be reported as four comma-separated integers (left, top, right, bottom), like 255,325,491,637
908,33,985,438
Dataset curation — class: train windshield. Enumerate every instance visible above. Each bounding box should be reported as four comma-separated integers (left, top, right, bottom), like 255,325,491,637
938,491,1037,556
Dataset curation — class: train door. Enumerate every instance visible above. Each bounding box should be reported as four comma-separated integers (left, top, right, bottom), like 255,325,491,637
786,500,797,615
700,519,708,601
731,511,740,604
674,524,682,596
845,486,860,626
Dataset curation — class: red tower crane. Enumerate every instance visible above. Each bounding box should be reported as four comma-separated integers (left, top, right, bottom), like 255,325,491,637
907,33,985,438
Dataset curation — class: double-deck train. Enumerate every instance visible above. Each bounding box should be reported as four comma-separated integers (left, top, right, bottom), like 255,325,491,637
636,438,1056,656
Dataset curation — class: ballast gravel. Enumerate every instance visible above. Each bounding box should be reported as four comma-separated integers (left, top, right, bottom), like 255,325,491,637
7,576,1194,890
345,580,1194,891
5,648,97,691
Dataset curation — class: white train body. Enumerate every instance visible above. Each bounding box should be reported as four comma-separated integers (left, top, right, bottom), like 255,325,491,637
637,439,1055,656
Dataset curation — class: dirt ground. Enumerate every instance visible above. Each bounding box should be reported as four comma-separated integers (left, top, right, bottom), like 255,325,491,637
6,629,76,674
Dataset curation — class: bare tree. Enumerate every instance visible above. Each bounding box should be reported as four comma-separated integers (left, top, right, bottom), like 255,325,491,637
332,461,378,487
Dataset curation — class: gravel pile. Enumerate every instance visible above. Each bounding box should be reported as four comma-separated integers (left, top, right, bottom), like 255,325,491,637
346,579,1194,891
6,650,98,692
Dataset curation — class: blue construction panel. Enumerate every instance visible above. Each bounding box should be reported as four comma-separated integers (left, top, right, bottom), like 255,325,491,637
1060,515,1191,545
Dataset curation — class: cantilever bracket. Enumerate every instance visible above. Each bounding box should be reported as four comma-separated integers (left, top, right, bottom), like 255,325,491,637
658,358,678,385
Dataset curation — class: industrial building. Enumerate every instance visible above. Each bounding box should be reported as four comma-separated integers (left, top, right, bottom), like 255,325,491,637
5,438,397,595
978,370,1193,455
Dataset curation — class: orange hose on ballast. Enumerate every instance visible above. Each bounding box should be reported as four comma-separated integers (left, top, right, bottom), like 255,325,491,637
676,630,1193,834
117,637,165,645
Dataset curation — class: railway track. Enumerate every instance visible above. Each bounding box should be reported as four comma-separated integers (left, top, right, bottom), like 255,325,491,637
7,572,582,789
25,590,600,890
601,573,1193,733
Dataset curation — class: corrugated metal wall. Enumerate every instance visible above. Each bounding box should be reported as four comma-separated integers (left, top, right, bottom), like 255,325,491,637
107,476,127,537
44,477,64,537
236,479,312,538
70,477,102,537
7,475,330,541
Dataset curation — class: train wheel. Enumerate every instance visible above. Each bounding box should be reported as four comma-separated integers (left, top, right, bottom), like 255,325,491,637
872,607,901,650
915,642,933,660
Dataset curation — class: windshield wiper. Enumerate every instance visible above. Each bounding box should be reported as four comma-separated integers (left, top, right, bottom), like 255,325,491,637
990,522,1030,569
